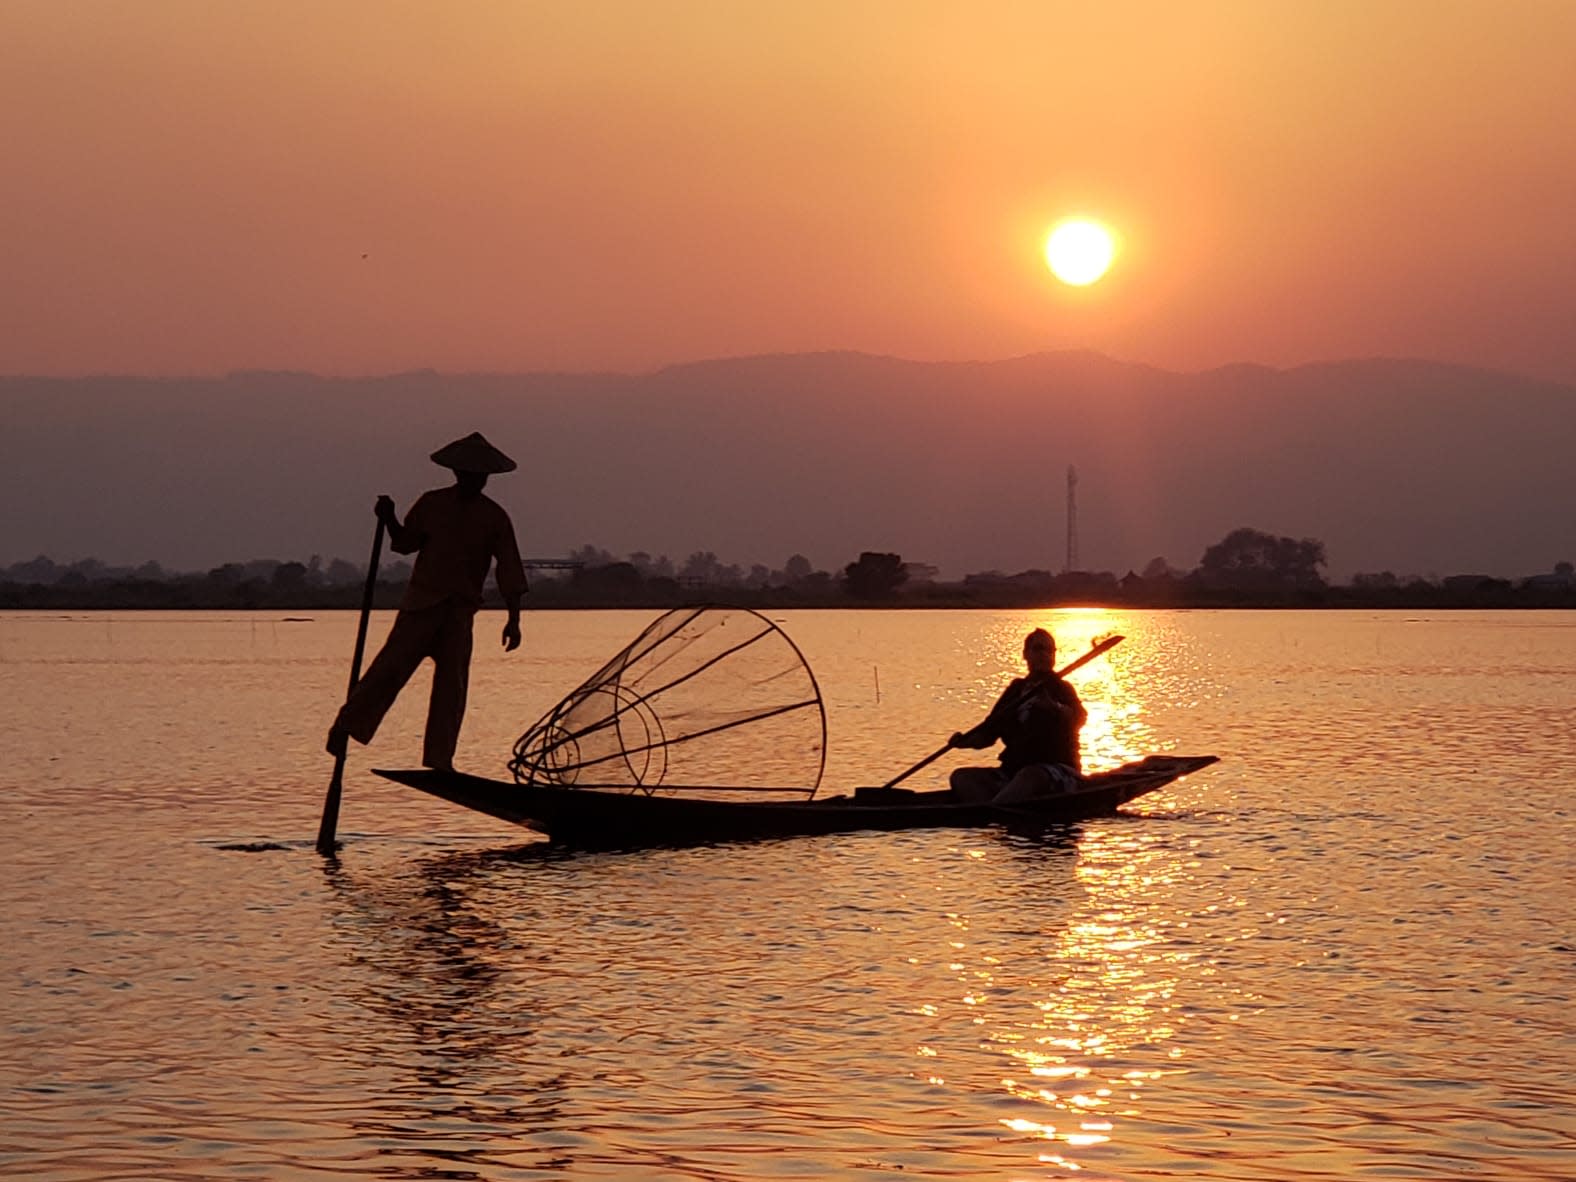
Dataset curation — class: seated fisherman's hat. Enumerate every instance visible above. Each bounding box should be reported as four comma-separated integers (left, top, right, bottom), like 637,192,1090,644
430,431,517,474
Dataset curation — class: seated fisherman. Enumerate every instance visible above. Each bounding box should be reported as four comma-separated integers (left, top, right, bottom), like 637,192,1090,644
948,627,1087,804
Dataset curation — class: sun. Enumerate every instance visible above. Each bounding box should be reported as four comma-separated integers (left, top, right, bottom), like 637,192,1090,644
1044,218,1116,286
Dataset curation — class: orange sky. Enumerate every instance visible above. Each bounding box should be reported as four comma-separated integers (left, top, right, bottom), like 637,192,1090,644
3,0,1574,382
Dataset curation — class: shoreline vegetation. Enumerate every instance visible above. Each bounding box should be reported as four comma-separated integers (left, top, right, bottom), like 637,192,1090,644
4,529,1573,612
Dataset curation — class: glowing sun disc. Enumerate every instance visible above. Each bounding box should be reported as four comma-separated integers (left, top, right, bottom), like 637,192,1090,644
1044,219,1115,286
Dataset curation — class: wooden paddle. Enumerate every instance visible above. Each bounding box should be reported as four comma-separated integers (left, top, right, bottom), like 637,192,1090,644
315,518,386,856
876,634,1124,791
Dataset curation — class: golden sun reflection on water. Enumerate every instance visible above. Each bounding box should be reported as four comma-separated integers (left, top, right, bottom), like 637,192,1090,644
977,815,1223,1170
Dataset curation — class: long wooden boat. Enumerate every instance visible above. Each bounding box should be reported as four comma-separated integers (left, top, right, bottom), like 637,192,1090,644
374,753,1218,849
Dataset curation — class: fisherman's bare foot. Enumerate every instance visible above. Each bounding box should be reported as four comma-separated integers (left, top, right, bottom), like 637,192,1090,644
422,758,454,772
326,727,349,758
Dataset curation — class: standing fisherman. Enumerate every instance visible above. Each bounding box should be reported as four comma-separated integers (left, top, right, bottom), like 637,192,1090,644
326,432,528,771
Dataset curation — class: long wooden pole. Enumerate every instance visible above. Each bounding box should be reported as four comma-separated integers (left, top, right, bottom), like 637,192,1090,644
877,634,1124,790
315,518,386,855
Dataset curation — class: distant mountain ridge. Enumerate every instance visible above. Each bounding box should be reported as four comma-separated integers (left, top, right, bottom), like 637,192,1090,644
2,352,1571,579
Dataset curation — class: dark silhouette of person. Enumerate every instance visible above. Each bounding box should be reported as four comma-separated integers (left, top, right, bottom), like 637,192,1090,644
947,627,1087,804
327,432,527,771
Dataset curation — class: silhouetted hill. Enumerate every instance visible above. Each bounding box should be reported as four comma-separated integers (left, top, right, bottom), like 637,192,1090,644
2,353,1571,578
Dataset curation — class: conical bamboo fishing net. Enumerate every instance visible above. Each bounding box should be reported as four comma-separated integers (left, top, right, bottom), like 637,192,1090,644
509,607,826,797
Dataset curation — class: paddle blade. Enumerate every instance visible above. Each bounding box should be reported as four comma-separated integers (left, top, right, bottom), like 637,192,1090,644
1057,633,1123,676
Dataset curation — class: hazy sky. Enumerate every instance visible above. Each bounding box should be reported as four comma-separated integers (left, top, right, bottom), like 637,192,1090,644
4,1,1574,382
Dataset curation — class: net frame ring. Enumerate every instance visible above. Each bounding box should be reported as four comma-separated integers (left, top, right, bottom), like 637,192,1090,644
535,726,583,785
510,700,586,787
601,678,669,794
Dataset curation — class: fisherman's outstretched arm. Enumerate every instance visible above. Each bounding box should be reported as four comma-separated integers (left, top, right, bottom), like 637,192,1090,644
949,722,995,749
949,681,1017,748
375,495,427,554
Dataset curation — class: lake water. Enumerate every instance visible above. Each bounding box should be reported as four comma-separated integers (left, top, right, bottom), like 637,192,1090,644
1,608,1571,1181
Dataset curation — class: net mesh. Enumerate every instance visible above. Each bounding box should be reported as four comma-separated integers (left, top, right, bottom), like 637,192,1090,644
509,607,826,797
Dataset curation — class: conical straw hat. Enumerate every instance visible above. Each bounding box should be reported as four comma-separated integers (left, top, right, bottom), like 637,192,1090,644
430,432,517,474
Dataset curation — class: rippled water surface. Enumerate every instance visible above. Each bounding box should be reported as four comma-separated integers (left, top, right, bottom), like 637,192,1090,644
2,609,1572,1180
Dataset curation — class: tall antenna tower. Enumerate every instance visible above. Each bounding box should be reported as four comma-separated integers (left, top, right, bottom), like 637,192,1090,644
1065,465,1079,573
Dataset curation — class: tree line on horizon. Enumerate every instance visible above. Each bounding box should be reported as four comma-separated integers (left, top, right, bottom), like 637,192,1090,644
2,527,1573,610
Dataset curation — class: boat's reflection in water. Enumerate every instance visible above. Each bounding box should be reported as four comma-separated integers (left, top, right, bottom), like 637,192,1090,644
319,846,579,1170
